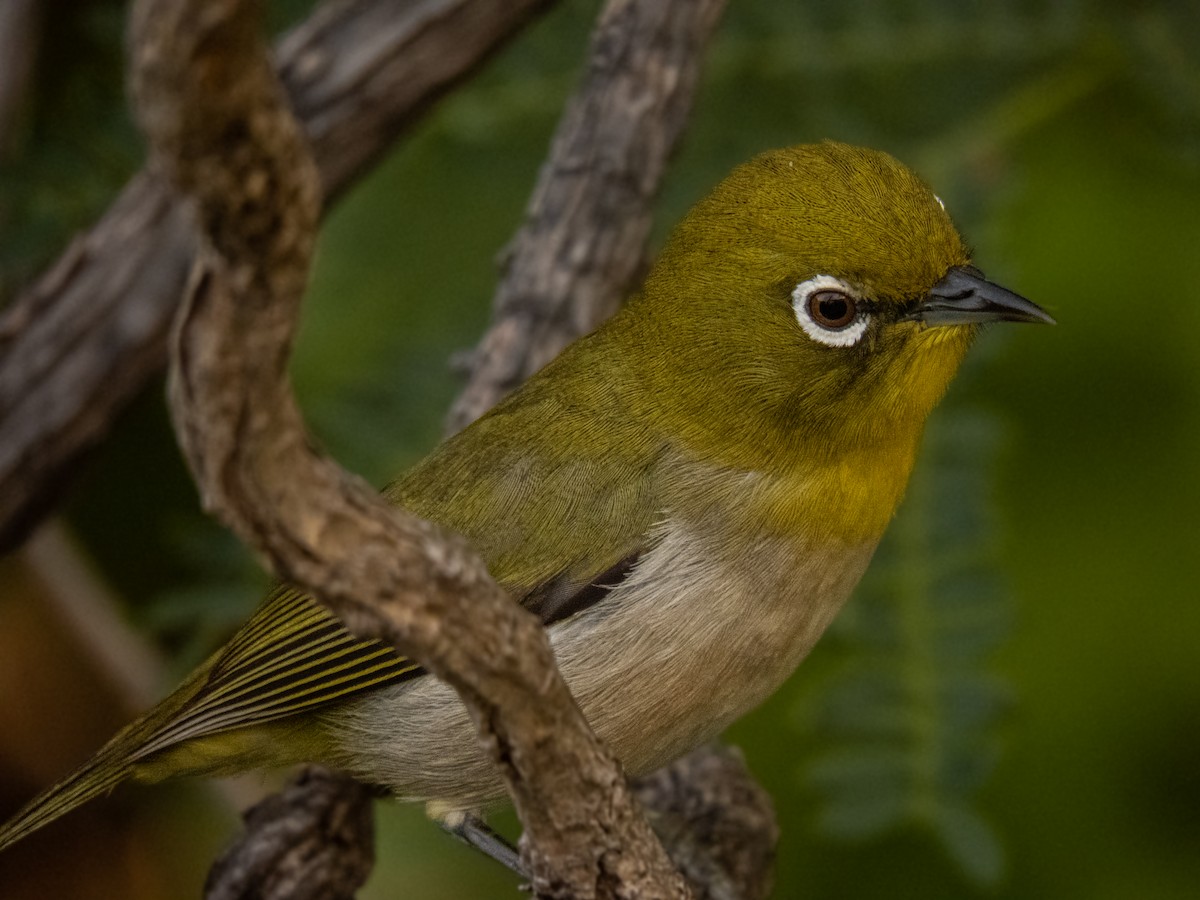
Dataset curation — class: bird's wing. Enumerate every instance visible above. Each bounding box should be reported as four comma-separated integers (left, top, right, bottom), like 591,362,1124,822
136,356,665,757
128,587,423,757
0,322,666,852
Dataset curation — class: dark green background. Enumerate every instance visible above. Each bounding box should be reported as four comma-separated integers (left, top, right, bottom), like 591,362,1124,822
1,1,1197,897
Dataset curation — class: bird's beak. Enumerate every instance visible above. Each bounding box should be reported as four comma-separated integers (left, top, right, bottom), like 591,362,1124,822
912,266,1055,326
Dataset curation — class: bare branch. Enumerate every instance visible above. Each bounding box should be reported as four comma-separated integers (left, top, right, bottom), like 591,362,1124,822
202,0,757,893
130,0,693,896
216,742,780,900
281,0,554,200
632,746,778,900
447,0,729,433
204,768,376,900
0,0,556,553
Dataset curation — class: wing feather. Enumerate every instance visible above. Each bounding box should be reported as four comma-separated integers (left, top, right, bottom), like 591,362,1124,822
0,317,667,853
134,589,421,758
134,344,663,759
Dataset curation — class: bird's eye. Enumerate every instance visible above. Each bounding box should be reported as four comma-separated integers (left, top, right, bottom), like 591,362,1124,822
792,275,871,347
808,290,857,329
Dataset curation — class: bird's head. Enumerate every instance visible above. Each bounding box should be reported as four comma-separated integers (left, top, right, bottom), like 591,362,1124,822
628,141,1052,474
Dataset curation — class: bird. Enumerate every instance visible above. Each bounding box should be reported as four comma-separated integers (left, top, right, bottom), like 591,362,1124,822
0,141,1052,862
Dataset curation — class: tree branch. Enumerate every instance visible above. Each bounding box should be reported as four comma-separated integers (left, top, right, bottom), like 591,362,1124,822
127,0,729,895
197,0,760,894
0,0,556,553
204,767,377,900
446,0,727,433
632,746,778,900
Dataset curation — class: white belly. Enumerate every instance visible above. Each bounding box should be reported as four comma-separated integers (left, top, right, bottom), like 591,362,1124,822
331,520,875,814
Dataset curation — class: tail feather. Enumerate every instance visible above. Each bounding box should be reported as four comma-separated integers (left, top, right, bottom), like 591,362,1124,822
0,655,215,854
0,748,134,853
0,588,423,853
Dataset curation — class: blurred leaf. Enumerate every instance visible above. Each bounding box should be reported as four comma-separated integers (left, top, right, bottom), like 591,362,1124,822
931,803,1006,887
139,521,267,675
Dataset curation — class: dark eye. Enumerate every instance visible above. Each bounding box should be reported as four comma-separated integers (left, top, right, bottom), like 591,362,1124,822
808,290,857,329
791,276,871,347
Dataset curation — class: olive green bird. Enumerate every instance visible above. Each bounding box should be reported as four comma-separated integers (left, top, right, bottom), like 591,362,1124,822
0,142,1052,856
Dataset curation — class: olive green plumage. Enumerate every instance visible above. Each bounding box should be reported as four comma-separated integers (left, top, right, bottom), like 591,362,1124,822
0,142,1051,853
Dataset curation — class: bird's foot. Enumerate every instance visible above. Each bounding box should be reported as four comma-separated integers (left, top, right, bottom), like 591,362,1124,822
440,811,525,877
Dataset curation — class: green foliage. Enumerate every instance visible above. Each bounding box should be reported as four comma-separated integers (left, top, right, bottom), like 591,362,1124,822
795,403,1012,885
0,1,136,302
138,524,269,678
0,0,316,304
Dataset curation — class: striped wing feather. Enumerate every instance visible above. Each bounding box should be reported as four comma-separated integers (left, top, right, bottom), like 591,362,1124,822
134,589,422,759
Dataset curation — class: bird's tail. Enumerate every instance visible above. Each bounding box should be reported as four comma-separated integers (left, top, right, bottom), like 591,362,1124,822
0,740,136,853
0,663,206,853
0,588,422,854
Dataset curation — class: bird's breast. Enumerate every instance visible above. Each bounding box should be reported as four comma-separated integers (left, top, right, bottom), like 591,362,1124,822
334,518,876,814
550,517,877,777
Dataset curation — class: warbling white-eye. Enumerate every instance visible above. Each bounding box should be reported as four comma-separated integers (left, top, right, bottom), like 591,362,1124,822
0,142,1052,860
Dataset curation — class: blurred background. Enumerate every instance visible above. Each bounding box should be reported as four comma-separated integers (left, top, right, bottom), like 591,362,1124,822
1,0,1198,897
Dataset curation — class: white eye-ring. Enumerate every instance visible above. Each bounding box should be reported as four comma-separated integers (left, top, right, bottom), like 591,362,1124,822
791,275,870,347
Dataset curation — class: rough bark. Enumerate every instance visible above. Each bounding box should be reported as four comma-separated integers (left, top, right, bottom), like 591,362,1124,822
444,0,727,433
122,0,777,894
188,0,761,890
214,745,779,900
204,768,377,900
633,746,779,900
0,0,555,553
128,0,733,896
